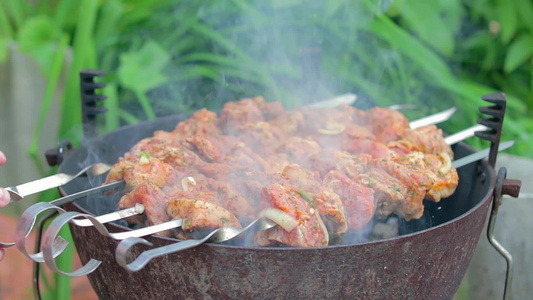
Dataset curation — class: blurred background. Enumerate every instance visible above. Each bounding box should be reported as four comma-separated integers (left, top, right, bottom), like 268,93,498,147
0,0,531,299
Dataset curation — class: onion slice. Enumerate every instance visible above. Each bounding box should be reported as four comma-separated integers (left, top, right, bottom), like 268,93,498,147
258,208,298,232
180,176,197,192
318,122,346,135
438,153,452,176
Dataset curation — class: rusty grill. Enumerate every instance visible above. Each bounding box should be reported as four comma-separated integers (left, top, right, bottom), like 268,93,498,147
5,70,523,299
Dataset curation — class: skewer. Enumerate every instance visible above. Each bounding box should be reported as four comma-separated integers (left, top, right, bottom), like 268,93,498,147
2,102,471,259
40,211,274,276
388,104,417,111
107,141,515,272
409,107,457,129
14,201,144,263
40,211,183,277
445,124,488,145
6,107,470,253
306,93,357,108
29,111,508,274
13,181,127,262
115,217,276,272
5,163,112,205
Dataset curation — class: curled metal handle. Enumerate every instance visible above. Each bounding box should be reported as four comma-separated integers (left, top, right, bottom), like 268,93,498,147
12,180,124,261
116,218,276,272
15,202,69,263
42,211,184,276
42,212,102,277
116,228,224,272
14,201,144,263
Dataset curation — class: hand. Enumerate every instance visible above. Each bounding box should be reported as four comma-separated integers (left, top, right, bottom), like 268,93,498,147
0,151,8,208
0,150,7,261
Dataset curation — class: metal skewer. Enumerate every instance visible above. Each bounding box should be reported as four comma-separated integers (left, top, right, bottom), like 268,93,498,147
445,124,489,145
40,211,183,277
115,218,276,272
5,162,112,204
45,210,183,242
306,93,357,108
0,103,490,253
2,112,482,251
408,107,457,129
11,181,125,259
15,201,144,263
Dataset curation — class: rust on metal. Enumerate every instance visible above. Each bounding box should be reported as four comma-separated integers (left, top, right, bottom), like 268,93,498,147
56,137,497,300
502,179,521,198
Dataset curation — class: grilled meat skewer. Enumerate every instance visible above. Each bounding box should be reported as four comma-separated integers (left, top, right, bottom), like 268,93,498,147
104,97,459,247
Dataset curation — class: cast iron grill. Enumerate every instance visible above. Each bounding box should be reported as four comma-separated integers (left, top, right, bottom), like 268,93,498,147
34,70,522,300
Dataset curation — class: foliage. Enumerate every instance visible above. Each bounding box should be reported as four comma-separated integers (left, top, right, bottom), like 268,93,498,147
93,0,533,156
3,0,532,157
0,0,532,298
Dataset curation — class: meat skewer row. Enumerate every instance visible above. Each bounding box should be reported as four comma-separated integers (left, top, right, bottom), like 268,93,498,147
104,97,458,247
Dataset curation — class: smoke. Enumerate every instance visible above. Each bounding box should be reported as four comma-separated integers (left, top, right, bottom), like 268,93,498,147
145,1,397,114
66,1,455,247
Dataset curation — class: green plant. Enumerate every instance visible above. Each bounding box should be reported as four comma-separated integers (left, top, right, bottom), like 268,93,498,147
92,0,532,156
1,0,532,299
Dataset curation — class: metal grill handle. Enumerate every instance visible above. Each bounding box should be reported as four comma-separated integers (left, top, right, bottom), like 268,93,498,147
80,69,108,139
488,167,521,300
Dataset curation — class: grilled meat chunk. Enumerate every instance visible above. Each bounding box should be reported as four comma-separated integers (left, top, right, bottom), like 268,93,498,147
323,170,375,231
219,97,266,132
118,182,172,236
281,164,348,241
357,168,409,219
257,183,329,247
167,198,241,231
400,125,454,159
105,154,174,191
361,107,410,142
174,108,220,138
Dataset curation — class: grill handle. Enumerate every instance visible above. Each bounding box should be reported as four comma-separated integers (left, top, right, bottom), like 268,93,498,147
475,92,507,168
80,69,108,139
488,167,522,300
44,140,73,167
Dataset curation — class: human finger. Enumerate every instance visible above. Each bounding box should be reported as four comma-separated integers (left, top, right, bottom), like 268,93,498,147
0,188,9,208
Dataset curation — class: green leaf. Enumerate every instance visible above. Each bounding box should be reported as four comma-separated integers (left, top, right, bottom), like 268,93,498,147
325,1,344,17
0,2,14,38
270,0,304,9
17,15,61,52
16,15,64,75
59,0,98,145
504,34,533,73
118,40,170,93
392,0,456,56
516,0,533,34
497,0,518,44
103,83,120,132
28,34,69,177
0,36,7,62
94,0,124,53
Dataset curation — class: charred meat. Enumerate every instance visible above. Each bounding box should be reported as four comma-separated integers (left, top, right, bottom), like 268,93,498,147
105,97,459,247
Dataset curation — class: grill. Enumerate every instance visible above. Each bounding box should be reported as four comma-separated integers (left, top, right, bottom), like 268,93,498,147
13,70,522,299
